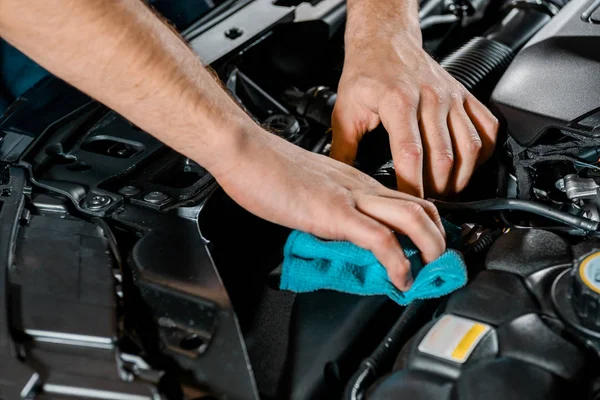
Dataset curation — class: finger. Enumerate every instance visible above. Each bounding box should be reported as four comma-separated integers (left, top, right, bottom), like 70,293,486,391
464,95,499,163
339,209,413,290
330,101,361,165
448,104,482,193
380,89,424,197
355,194,446,265
418,87,454,196
374,188,446,238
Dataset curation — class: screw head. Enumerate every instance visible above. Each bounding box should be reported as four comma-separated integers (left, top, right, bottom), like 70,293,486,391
119,185,141,197
85,194,112,210
225,27,243,40
143,191,169,204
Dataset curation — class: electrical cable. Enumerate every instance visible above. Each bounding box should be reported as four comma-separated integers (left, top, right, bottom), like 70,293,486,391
91,217,123,269
432,198,599,231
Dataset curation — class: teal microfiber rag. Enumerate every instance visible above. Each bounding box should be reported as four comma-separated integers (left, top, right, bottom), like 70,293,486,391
280,222,467,306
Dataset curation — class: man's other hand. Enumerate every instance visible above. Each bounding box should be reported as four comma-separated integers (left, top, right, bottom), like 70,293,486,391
217,130,446,290
331,0,499,198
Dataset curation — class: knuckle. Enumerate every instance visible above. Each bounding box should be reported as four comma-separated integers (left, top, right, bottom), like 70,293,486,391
422,85,446,105
387,85,418,108
403,202,427,221
395,142,423,162
423,200,442,223
355,172,382,189
468,136,483,155
450,91,464,105
338,192,357,209
367,227,397,255
388,85,410,98
425,202,441,221
488,116,500,135
433,150,454,170
373,228,397,250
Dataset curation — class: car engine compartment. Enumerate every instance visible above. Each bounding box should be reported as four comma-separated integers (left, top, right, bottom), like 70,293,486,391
1,0,600,399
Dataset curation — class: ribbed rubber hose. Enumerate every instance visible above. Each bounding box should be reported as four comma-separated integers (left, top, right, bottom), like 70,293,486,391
441,37,514,99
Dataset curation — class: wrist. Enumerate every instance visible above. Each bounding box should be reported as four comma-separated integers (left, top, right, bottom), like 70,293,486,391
190,110,274,184
345,0,421,55
190,113,264,180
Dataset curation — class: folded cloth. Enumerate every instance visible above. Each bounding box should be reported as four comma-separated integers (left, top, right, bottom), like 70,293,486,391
280,222,466,306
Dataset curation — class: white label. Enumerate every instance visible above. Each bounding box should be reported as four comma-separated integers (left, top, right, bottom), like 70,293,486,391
418,314,491,364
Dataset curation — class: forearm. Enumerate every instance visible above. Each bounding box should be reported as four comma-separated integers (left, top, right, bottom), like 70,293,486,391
0,0,257,176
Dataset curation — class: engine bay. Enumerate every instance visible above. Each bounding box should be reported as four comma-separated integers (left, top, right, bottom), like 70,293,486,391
1,0,600,399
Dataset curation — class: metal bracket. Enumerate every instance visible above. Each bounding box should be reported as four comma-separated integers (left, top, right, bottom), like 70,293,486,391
563,174,600,200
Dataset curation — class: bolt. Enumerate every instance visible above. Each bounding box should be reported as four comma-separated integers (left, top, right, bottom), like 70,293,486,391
85,194,112,210
143,191,169,205
119,185,141,197
225,27,243,40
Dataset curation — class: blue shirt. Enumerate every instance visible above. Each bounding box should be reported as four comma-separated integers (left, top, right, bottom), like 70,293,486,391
0,0,213,114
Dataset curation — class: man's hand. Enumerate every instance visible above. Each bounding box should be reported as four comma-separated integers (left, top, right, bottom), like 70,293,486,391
331,0,499,198
217,128,446,290
0,0,446,290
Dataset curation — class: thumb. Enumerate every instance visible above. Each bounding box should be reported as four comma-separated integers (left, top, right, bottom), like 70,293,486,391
330,101,363,165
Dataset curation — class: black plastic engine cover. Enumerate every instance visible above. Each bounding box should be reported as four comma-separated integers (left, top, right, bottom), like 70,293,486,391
491,0,600,146
368,229,593,400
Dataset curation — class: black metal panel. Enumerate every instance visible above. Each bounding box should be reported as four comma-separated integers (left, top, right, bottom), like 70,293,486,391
0,167,40,399
186,0,296,65
117,203,260,399
491,0,600,146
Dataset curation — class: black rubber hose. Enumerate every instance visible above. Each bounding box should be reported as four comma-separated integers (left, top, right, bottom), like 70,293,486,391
464,229,502,257
440,37,515,100
433,198,600,231
344,300,427,400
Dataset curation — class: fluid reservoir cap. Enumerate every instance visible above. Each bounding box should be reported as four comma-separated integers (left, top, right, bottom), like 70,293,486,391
571,251,600,331
263,114,302,143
